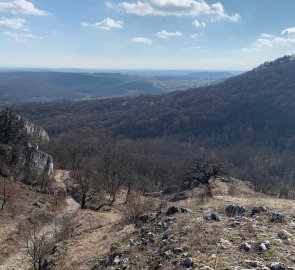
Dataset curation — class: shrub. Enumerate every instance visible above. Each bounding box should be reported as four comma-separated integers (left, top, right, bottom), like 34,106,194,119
120,194,156,224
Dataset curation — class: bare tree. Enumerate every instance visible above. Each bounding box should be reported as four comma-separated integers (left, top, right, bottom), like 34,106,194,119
23,224,51,270
72,164,98,209
186,153,228,197
98,144,132,206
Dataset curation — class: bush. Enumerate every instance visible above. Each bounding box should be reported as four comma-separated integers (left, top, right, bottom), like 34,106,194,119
120,195,156,224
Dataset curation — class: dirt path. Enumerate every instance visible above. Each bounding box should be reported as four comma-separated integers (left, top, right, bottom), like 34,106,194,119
0,171,80,270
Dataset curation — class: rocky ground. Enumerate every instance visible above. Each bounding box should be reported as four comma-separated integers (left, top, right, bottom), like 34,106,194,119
86,179,295,270
1,174,295,270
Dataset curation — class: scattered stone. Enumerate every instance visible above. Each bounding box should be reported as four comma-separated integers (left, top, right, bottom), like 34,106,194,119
180,207,192,214
200,267,214,270
182,257,194,268
208,212,221,222
159,250,171,259
251,206,267,216
277,230,291,240
170,192,188,202
162,186,178,195
259,241,270,252
33,201,43,208
271,212,285,223
244,260,265,268
220,238,232,249
228,218,242,227
166,206,180,216
173,247,184,254
270,262,286,270
240,241,252,251
225,204,246,217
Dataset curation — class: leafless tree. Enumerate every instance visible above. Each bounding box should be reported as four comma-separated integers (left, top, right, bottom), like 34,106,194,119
186,153,228,197
23,223,51,270
72,163,98,209
97,144,132,206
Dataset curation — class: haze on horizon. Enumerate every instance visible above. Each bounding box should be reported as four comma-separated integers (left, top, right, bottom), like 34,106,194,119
0,0,295,70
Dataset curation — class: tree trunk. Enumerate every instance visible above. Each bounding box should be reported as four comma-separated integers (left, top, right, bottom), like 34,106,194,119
81,193,87,209
125,180,131,204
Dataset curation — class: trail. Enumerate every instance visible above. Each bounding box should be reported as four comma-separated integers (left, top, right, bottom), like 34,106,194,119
0,171,80,270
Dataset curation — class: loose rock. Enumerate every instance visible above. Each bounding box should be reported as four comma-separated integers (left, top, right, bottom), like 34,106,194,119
271,212,285,223
270,262,286,270
277,229,291,240
225,204,246,217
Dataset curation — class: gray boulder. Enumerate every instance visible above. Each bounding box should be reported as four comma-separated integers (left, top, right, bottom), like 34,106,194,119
259,241,270,252
225,204,246,217
277,230,291,240
271,212,285,223
182,257,194,268
240,241,252,251
208,212,221,222
270,262,286,270
251,206,267,216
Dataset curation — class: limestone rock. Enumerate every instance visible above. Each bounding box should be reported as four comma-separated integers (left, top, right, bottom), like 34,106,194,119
270,262,286,270
271,212,285,223
225,204,246,217
0,110,49,146
277,230,291,240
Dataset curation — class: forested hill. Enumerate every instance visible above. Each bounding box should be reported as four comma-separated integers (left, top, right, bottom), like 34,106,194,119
16,55,295,151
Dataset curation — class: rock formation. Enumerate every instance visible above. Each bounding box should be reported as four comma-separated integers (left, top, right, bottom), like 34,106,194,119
0,109,53,185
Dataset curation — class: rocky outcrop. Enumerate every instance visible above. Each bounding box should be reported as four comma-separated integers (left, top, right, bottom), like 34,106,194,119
0,109,49,145
0,109,53,184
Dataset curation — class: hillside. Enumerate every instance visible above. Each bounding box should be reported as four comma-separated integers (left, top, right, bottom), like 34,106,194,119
0,71,226,104
12,55,295,198
16,55,295,150
1,171,295,270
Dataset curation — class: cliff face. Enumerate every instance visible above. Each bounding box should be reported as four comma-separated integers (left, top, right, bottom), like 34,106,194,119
0,109,49,145
0,109,53,185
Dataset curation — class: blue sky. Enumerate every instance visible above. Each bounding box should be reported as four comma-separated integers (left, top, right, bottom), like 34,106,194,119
0,0,295,70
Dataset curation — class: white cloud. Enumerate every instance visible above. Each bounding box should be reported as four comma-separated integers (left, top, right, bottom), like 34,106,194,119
81,17,123,30
0,0,49,16
105,1,114,9
2,30,43,43
117,0,240,22
192,19,206,28
0,17,25,29
190,33,200,39
281,27,295,36
130,37,152,44
242,28,295,52
157,29,182,39
209,3,240,22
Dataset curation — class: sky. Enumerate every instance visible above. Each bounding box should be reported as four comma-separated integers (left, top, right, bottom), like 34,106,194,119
0,0,295,70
